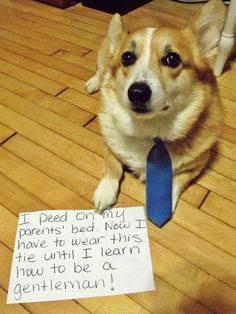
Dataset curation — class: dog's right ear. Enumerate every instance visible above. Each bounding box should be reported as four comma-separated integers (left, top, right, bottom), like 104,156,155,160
108,13,126,56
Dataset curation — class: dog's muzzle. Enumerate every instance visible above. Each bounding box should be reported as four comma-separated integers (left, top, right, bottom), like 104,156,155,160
128,82,152,113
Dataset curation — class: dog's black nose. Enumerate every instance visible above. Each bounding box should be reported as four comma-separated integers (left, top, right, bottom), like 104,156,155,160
128,82,152,107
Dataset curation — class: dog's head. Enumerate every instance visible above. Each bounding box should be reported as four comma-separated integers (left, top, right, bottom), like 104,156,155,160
104,0,225,119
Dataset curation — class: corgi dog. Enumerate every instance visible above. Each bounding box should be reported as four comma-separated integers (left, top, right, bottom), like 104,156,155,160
85,0,225,214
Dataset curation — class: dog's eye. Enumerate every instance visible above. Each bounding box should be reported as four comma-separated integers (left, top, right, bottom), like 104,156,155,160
121,51,137,67
161,52,181,68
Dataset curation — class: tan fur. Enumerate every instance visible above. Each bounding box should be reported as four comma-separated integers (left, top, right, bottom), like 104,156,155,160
86,0,225,215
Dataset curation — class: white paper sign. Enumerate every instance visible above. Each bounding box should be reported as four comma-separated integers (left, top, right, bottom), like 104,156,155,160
7,207,155,303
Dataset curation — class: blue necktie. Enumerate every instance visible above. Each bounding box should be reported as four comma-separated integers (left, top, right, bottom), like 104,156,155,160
146,139,172,227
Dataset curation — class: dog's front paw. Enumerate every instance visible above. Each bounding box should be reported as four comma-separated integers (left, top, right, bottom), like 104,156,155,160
93,178,119,214
85,75,100,94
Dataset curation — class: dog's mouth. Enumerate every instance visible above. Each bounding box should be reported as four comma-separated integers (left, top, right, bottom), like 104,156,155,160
162,105,169,111
131,104,169,114
131,103,151,114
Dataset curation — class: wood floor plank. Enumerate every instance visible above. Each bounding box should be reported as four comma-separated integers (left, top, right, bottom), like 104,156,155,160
221,125,236,145
0,46,42,72
229,60,236,71
0,242,19,290
129,276,212,314
0,27,58,55
67,3,111,23
0,285,30,314
145,0,199,19
24,299,90,314
0,43,92,90
222,97,236,115
150,240,236,314
35,66,90,95
0,59,65,96
0,10,99,51
209,152,236,181
180,183,208,208
196,168,236,203
58,88,99,114
0,104,103,179
224,111,236,129
129,7,187,28
174,200,236,257
0,71,37,97
53,49,97,72
148,220,236,290
0,124,15,145
0,39,94,81
217,75,236,91
2,0,107,34
223,68,236,81
28,91,94,126
0,72,94,126
84,50,98,62
79,296,151,314
0,172,51,216
0,147,91,209
5,0,109,29
0,89,102,155
219,85,236,103
214,138,236,162
201,192,236,228
0,18,89,55
0,59,98,108
0,204,18,248
0,4,103,43
85,117,100,132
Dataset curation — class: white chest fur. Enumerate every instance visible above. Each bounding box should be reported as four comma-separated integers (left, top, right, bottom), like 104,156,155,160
100,93,158,174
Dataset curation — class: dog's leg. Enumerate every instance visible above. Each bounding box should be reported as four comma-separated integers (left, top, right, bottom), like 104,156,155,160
172,149,210,211
94,146,123,213
85,39,108,94
85,70,102,95
172,167,203,212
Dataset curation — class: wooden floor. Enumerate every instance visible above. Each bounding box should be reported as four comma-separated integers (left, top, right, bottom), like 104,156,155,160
0,0,235,313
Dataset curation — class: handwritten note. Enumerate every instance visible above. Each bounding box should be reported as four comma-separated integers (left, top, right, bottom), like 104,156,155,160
7,207,155,303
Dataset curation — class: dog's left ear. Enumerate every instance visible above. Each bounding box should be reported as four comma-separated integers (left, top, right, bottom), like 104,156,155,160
108,13,126,56
190,0,226,58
